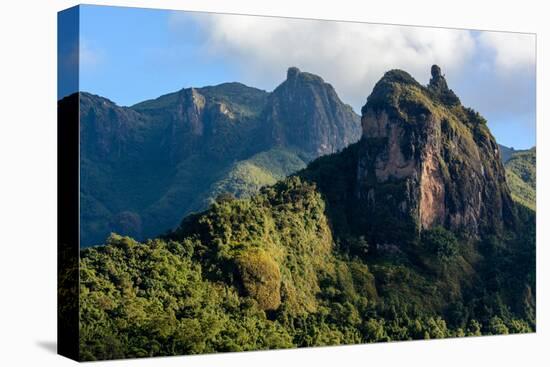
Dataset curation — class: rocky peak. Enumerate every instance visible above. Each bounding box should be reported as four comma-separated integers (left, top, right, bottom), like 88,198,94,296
357,66,514,241
176,88,206,136
287,66,301,80
284,66,325,85
427,64,460,106
79,92,150,161
262,67,361,158
429,64,444,86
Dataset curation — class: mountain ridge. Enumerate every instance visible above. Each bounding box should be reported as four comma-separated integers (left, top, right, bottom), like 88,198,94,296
356,66,514,241
76,65,535,360
77,68,362,246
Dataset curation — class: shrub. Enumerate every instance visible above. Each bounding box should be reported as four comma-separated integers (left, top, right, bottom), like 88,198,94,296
236,249,282,311
489,316,509,335
422,226,459,262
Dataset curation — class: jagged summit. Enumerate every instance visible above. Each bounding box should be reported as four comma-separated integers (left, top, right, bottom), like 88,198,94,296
76,68,361,246
360,69,420,116
430,64,444,82
427,64,460,105
284,66,327,85
262,67,361,157
357,66,514,240
287,66,301,79
380,69,419,84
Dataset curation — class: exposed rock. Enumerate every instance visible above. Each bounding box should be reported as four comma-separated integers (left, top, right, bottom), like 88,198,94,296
419,140,446,228
361,110,416,181
262,67,362,158
427,64,460,106
79,92,151,161
77,69,362,246
357,66,515,240
287,66,301,80
177,88,206,136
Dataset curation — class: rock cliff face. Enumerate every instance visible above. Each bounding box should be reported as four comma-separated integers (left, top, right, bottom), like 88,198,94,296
262,67,361,158
76,69,361,246
79,93,153,162
132,83,269,162
76,66,536,360
356,66,515,239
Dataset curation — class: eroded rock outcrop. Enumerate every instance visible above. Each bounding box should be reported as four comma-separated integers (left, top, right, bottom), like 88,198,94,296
357,66,515,239
262,67,362,158
77,69,362,246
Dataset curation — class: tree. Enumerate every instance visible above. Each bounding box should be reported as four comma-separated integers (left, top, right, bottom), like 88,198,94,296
422,226,459,262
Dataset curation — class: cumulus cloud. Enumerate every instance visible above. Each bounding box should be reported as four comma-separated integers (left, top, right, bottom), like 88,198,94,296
478,31,535,73
171,12,477,110
168,12,536,147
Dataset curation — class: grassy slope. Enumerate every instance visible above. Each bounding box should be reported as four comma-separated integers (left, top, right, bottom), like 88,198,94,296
208,147,308,202
504,147,536,211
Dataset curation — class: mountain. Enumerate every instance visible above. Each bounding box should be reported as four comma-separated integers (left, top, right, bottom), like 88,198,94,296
355,65,515,240
77,66,535,360
262,67,361,158
498,144,517,163
301,67,520,248
77,70,361,246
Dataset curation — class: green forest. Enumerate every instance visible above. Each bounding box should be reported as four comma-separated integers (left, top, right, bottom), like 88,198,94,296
503,148,536,211
78,167,535,360
74,67,536,361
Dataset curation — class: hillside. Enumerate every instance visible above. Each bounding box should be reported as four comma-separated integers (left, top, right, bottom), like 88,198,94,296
498,144,517,163
297,66,518,245
77,66,535,360
77,70,361,246
503,147,536,210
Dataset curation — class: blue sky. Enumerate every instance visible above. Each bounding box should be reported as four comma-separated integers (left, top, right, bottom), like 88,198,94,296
59,5,536,149
75,6,239,105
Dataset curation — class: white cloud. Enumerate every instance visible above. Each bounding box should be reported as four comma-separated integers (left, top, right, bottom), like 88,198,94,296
478,32,535,72
171,12,477,110
79,39,103,69
167,13,536,148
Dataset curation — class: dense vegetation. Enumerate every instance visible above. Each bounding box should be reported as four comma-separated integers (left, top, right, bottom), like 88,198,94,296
76,67,535,361
79,173,535,360
208,147,307,202
79,69,360,247
503,147,536,211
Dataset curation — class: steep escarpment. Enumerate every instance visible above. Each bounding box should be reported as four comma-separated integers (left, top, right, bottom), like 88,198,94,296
356,66,515,241
77,69,361,246
80,93,154,162
132,83,269,161
261,67,361,158
78,67,535,361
